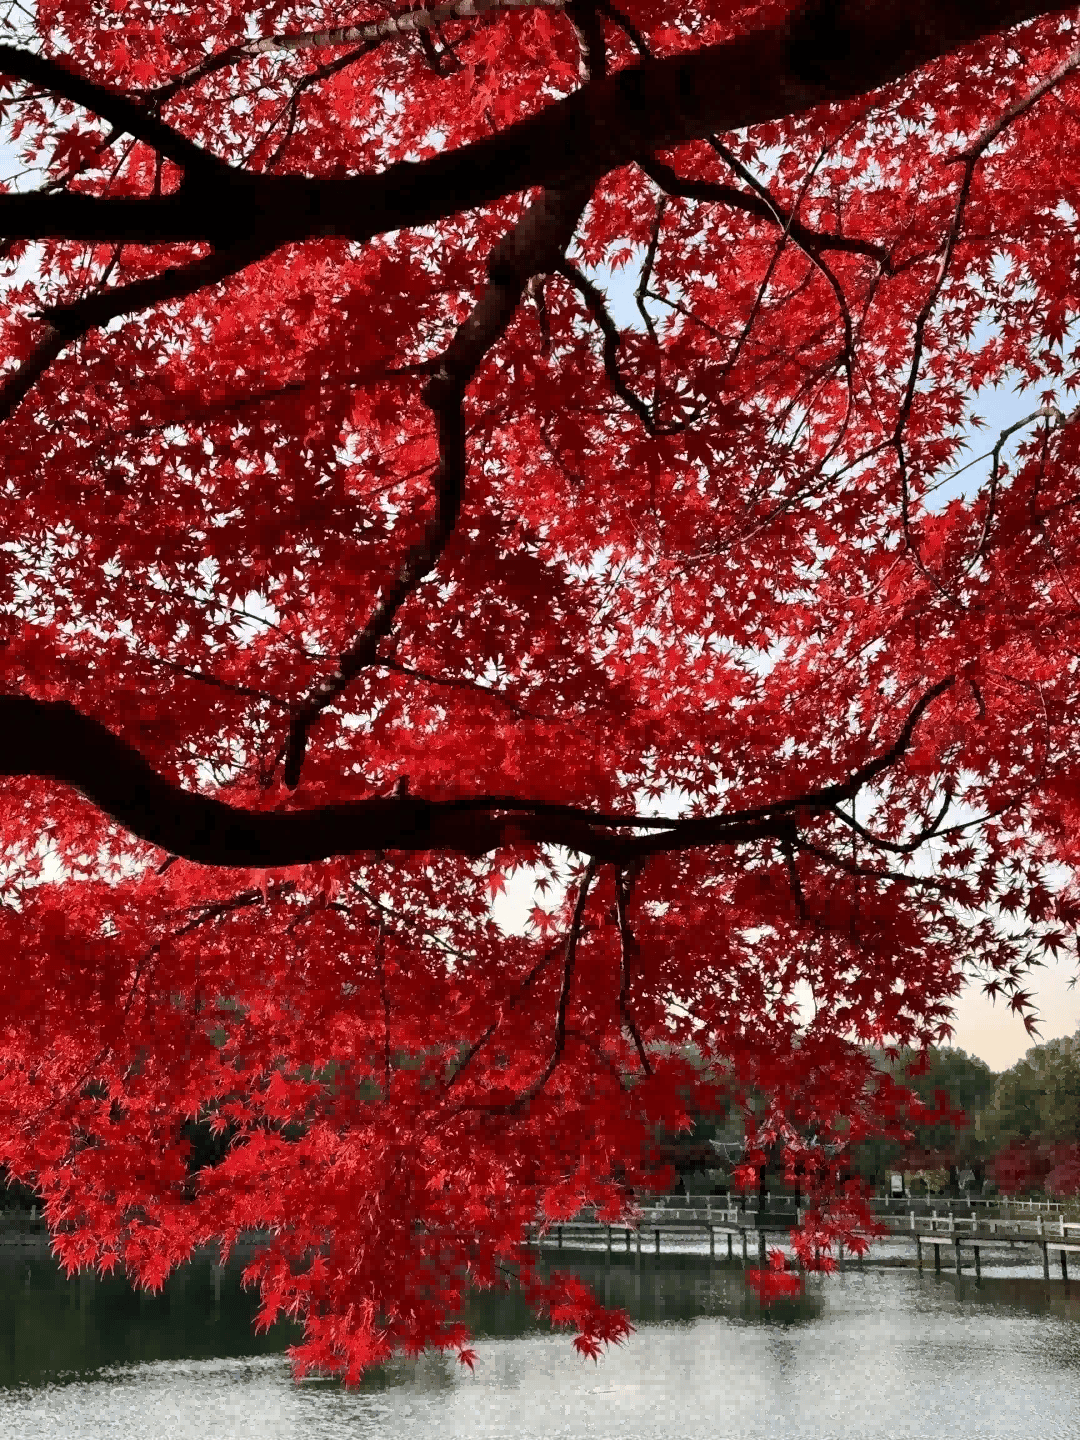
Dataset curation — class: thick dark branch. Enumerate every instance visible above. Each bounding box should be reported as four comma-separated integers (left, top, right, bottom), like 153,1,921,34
44,239,274,335
0,693,510,866
0,239,276,424
0,675,960,868
0,44,227,174
235,1,1080,247
0,3,1069,252
0,327,66,421
0,189,250,246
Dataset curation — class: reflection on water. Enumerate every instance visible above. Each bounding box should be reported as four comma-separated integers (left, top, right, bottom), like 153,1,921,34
1,1243,1079,1438
0,1247,301,1386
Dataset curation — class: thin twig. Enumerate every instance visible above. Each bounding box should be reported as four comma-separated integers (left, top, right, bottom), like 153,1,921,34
614,866,651,1074
516,859,597,1106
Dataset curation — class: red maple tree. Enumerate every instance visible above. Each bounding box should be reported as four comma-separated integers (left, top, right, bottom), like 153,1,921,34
1,0,1080,1381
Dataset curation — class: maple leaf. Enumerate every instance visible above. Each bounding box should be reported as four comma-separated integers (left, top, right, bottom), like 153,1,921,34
573,1334,603,1362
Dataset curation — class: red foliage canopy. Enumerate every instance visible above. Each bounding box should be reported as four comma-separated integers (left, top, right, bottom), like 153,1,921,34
1,0,1080,1380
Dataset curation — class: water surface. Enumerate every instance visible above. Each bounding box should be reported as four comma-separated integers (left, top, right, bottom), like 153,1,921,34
2,1242,1078,1438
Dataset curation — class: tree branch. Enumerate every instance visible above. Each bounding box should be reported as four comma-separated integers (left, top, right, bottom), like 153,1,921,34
614,867,651,1074
0,679,957,868
638,154,889,264
0,238,277,423
0,44,227,174
0,3,1070,254
515,859,597,1107
280,182,591,786
244,0,567,56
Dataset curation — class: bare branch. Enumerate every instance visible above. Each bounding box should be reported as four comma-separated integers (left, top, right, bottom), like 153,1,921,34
517,859,597,1105
615,867,651,1074
245,0,567,56
556,257,658,430
634,196,664,342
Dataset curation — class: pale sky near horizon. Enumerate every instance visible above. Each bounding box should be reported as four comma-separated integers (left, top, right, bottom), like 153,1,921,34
491,865,1080,1075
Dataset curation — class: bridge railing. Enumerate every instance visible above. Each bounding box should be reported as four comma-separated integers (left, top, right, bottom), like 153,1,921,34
877,1209,1080,1240
628,1193,1080,1220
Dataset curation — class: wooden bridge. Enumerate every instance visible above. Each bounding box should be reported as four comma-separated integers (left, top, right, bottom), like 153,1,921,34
524,1196,1080,1280
526,1201,805,1270
878,1207,1080,1279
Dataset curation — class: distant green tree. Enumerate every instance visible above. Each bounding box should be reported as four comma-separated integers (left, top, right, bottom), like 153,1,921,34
849,1047,997,1194
985,1032,1080,1153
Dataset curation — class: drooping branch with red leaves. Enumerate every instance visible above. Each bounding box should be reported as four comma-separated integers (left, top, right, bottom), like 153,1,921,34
2,0,1080,1382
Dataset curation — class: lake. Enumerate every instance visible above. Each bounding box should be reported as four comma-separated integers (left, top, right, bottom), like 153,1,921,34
1,1235,1079,1438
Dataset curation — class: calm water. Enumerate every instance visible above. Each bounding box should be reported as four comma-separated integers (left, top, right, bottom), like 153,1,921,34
1,1238,1079,1439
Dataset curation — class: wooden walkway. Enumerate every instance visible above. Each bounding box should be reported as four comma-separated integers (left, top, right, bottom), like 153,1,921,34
524,1203,1080,1280
526,1205,803,1269
878,1209,1080,1279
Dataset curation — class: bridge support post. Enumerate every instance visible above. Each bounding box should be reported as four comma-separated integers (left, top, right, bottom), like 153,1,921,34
557,1226,562,1250
654,1228,660,1256
954,1238,962,1275
934,1241,941,1273
625,1228,631,1253
741,1229,748,1267
635,1229,641,1266
758,1229,766,1267
916,1236,922,1271
1062,1249,1069,1281
974,1245,981,1280
606,1225,612,1256
1043,1241,1050,1280
727,1232,733,1260
709,1226,715,1260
